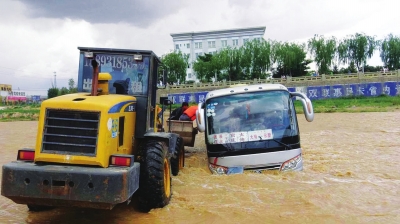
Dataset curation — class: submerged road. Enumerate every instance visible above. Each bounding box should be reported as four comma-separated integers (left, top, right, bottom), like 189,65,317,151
1,112,400,223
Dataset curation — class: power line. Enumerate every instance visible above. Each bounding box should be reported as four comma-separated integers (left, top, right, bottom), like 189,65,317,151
13,89,49,91
0,71,71,80
0,66,76,79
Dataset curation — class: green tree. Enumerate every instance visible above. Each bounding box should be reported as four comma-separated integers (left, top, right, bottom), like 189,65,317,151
48,87,59,99
337,33,378,72
338,61,358,74
193,53,214,82
194,40,273,82
60,87,69,95
214,47,242,81
308,35,337,75
212,47,231,80
161,51,188,84
241,39,272,79
363,65,383,72
380,34,400,70
68,78,78,93
272,42,308,77
333,65,339,74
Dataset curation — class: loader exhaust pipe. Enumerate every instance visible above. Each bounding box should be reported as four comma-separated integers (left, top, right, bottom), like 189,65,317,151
91,59,99,96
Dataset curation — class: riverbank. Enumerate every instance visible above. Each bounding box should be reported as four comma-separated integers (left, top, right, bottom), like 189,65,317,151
1,95,400,121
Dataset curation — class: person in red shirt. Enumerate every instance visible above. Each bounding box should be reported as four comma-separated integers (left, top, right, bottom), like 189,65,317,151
179,105,198,121
169,102,188,120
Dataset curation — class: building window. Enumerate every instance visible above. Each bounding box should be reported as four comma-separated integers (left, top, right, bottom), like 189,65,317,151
232,39,238,46
243,38,249,44
195,42,202,49
208,41,216,48
188,73,192,78
221,40,227,47
175,44,179,50
187,43,190,49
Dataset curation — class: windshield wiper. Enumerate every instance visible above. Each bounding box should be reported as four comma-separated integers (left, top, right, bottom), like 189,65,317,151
270,136,292,150
258,136,292,149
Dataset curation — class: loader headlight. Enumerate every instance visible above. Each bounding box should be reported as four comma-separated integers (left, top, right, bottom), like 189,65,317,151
280,154,302,171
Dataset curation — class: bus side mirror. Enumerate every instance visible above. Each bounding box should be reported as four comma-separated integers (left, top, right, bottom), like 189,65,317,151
291,92,314,122
160,97,172,105
196,102,206,132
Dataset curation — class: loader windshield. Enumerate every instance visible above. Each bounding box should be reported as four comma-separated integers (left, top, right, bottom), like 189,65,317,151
205,90,298,145
78,52,150,95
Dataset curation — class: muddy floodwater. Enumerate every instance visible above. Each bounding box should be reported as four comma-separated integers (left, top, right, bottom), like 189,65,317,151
1,112,400,223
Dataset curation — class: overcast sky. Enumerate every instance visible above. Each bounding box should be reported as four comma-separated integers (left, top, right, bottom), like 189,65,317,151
0,0,399,95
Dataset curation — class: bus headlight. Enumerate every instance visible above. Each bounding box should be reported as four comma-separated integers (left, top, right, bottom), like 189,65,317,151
280,154,302,171
209,164,228,175
209,164,244,175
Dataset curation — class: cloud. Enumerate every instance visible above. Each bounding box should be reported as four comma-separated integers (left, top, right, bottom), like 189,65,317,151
16,0,187,28
0,0,399,95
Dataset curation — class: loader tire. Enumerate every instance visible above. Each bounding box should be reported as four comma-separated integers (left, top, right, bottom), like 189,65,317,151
171,136,185,176
137,140,171,212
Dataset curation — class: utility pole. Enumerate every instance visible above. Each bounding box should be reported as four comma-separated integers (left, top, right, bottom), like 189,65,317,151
54,72,57,88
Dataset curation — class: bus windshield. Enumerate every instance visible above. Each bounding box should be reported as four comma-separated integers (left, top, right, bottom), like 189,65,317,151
205,90,298,145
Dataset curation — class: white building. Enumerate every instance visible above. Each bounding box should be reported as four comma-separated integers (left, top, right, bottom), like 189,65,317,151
170,26,266,82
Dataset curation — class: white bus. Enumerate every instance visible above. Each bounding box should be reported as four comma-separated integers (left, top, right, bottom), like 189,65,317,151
196,84,314,174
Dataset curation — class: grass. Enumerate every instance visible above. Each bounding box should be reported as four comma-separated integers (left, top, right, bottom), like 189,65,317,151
294,95,400,113
1,96,399,121
0,104,41,121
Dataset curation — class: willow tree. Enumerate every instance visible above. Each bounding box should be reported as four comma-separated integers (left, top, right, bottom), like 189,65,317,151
223,47,242,81
308,34,337,74
239,43,252,80
161,51,188,83
211,47,234,81
380,34,400,70
193,53,214,82
258,39,273,77
272,41,308,77
240,39,272,79
195,47,243,81
337,33,378,72
210,51,228,81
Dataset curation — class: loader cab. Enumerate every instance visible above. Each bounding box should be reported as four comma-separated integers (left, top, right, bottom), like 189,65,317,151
77,47,165,138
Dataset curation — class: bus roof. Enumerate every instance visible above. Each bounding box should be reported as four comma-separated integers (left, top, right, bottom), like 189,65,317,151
206,84,288,100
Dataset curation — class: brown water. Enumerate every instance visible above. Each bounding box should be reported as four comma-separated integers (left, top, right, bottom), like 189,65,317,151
1,112,400,223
